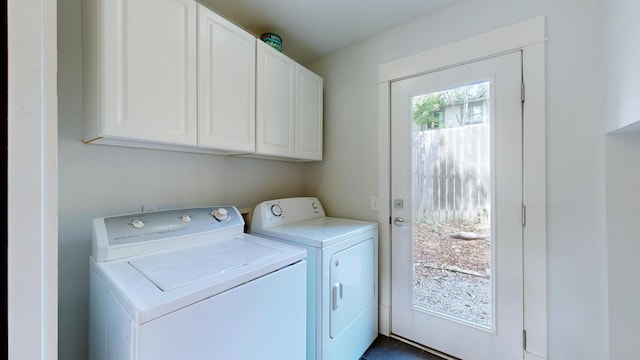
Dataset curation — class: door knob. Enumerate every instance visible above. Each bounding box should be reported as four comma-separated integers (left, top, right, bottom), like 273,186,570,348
394,217,409,226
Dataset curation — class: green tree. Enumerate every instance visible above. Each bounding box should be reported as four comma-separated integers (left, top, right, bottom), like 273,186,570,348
413,93,444,129
414,82,489,129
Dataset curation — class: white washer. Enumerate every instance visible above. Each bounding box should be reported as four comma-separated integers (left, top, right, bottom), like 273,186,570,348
89,206,307,360
251,197,378,360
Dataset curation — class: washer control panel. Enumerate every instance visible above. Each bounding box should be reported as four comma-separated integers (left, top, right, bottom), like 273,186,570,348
93,206,244,261
211,208,230,222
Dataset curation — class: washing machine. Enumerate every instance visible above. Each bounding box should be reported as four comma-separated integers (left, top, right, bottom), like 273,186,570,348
89,206,307,360
251,197,378,360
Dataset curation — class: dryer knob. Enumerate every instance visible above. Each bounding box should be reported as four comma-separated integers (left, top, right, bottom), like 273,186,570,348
271,204,283,217
212,208,230,222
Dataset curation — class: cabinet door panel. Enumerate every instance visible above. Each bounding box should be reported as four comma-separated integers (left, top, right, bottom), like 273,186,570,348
197,5,255,152
256,41,296,157
296,65,323,160
103,0,197,145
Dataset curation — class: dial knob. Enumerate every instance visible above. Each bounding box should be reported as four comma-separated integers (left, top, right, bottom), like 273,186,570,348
271,204,283,217
131,219,144,229
211,208,230,222
181,215,191,222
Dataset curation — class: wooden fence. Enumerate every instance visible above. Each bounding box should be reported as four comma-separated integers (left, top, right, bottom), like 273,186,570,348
413,124,490,223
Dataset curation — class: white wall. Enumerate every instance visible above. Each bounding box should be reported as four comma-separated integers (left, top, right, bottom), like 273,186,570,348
307,0,609,358
605,133,640,360
56,0,619,358
603,0,640,133
57,0,311,358
603,1,640,357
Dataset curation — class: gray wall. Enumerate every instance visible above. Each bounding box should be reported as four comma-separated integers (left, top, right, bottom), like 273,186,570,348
57,0,311,357
306,0,609,358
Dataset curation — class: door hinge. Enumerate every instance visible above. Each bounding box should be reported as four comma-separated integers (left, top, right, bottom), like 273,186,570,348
522,205,526,226
521,82,525,102
523,330,527,350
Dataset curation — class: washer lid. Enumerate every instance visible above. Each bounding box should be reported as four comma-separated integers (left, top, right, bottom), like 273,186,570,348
129,237,281,291
252,217,378,248
91,234,307,324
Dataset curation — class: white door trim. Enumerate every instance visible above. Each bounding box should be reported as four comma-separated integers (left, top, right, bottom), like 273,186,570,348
8,0,59,358
377,17,547,359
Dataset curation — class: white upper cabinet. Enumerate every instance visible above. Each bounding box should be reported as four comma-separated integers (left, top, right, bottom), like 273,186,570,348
197,5,256,152
83,0,197,147
84,0,322,159
256,41,323,161
295,65,324,161
256,40,297,158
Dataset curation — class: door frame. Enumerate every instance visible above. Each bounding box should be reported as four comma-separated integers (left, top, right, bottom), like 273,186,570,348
8,0,59,358
376,17,547,360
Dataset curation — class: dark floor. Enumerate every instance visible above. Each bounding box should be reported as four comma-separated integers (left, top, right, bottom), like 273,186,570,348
361,335,447,360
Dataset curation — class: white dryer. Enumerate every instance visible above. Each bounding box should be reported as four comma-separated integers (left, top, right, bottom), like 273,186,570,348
89,206,307,360
251,197,378,360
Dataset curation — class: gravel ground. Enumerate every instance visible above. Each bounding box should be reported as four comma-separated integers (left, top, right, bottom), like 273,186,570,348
412,221,492,326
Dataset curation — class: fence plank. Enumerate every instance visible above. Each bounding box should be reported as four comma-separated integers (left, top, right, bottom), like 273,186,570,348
413,124,490,223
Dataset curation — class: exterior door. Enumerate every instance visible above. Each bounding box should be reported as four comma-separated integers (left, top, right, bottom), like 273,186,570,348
390,51,523,359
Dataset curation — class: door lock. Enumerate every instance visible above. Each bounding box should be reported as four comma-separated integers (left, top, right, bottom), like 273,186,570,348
394,217,409,226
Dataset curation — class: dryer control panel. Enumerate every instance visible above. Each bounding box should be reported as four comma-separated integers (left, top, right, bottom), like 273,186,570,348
92,206,244,262
251,197,326,229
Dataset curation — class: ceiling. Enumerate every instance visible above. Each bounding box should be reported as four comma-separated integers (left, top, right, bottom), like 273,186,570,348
200,0,462,64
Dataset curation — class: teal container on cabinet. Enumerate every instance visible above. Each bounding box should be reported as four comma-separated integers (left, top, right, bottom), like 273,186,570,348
260,32,282,52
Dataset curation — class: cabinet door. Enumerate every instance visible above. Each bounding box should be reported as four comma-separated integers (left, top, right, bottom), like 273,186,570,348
102,0,197,146
197,5,255,152
295,65,323,160
256,41,296,158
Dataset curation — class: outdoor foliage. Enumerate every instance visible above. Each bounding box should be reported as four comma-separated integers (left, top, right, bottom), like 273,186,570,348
412,82,489,129
413,93,445,129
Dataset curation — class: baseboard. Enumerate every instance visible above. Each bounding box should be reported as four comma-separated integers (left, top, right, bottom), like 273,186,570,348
389,334,460,360
525,351,547,360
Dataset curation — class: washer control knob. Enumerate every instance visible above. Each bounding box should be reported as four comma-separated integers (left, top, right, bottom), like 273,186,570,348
131,219,144,229
311,202,318,209
211,208,230,222
181,215,191,222
271,204,283,217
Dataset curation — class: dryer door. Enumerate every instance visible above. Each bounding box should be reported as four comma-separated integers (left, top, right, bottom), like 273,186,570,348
329,238,375,338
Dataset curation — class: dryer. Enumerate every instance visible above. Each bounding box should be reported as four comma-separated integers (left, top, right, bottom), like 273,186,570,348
251,197,378,360
89,206,307,360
